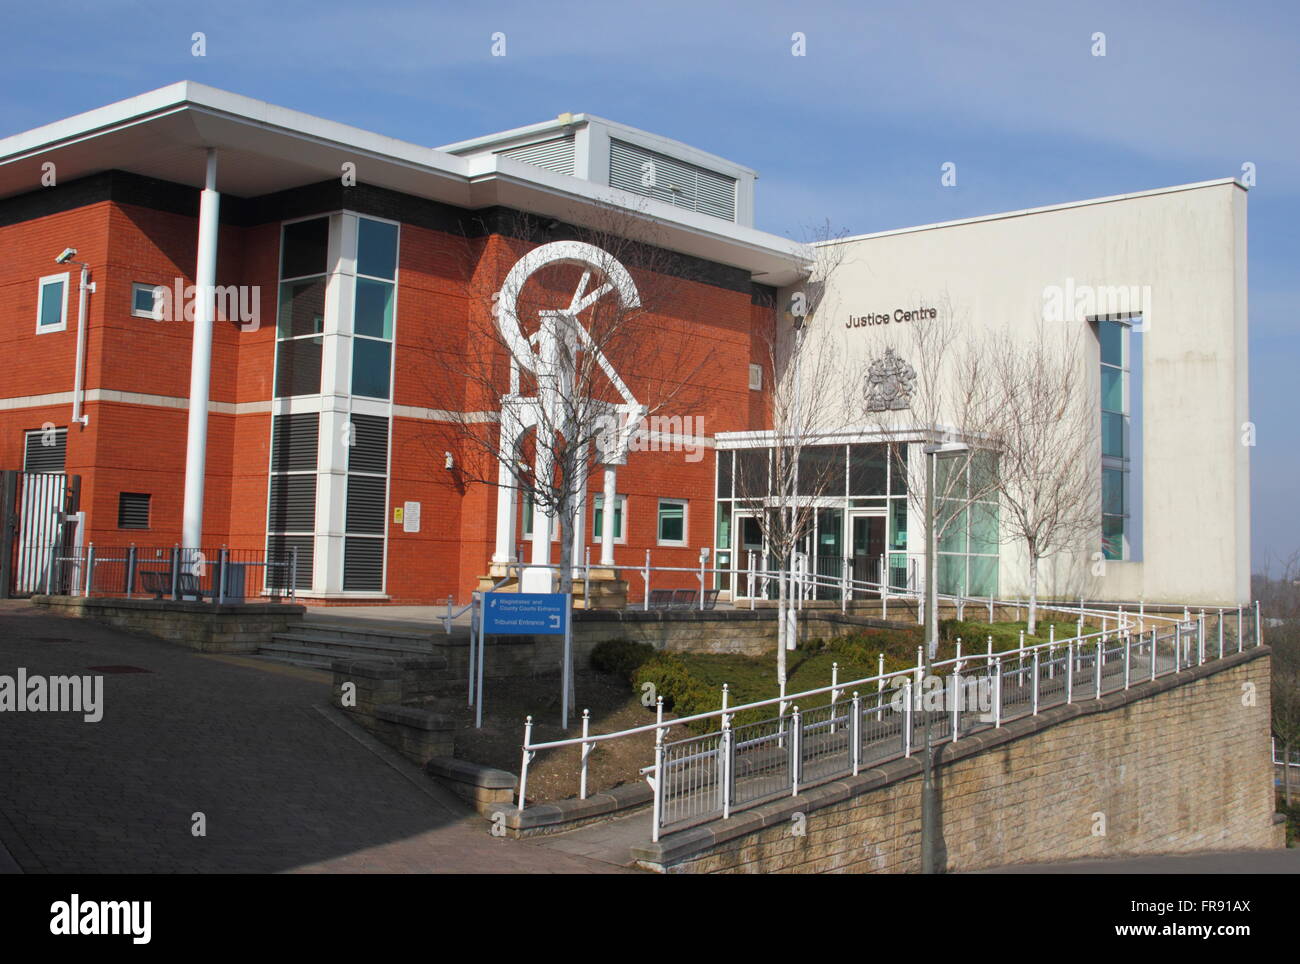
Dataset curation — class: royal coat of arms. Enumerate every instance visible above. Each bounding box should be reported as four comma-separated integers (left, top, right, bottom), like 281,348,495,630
864,348,917,412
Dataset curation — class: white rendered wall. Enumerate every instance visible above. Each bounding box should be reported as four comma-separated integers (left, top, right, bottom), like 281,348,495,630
793,180,1250,606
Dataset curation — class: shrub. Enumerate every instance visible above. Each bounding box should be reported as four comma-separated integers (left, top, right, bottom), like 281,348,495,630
590,638,657,681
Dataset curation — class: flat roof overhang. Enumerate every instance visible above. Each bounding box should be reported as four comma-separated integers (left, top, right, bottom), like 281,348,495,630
0,82,809,286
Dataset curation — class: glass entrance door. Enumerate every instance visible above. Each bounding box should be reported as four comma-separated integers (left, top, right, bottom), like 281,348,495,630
731,512,766,599
849,511,886,598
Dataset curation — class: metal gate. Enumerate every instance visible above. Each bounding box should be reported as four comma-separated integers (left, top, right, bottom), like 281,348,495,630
0,470,82,598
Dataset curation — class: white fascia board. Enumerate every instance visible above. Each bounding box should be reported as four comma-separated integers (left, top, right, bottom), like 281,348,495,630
821,177,1247,246
0,81,469,181
0,82,804,280
714,425,992,449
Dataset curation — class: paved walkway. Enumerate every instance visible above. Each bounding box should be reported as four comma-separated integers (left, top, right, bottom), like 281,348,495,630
0,601,631,874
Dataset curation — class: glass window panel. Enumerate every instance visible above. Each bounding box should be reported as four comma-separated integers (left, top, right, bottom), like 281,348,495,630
935,453,965,496
938,502,966,553
1102,412,1126,459
1101,366,1124,414
355,278,394,339
938,554,966,596
891,446,908,496
658,501,685,543
716,502,731,550
39,280,65,327
849,444,887,495
890,498,908,550
357,218,398,280
734,449,768,497
352,338,392,399
798,446,846,496
1102,516,1125,561
970,449,999,498
716,451,733,499
969,556,998,598
282,218,329,279
131,283,158,316
1099,320,1125,368
274,336,323,398
593,495,624,540
969,501,1000,555
816,508,842,558
1102,467,1125,516
277,278,326,339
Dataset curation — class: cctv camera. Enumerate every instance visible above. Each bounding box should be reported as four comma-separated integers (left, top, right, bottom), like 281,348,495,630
55,247,77,264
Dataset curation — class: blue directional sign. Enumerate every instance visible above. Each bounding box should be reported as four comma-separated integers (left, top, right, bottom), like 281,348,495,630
483,592,569,635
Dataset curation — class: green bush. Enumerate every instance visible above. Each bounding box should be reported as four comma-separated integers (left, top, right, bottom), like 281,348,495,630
590,638,657,681
631,653,719,729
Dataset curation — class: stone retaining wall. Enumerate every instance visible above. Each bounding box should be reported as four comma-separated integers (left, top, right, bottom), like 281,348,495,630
31,595,304,653
632,648,1282,873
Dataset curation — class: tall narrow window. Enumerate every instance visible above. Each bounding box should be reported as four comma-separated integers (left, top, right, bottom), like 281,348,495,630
274,218,328,397
37,273,69,333
352,218,398,400
1098,317,1141,560
593,494,627,543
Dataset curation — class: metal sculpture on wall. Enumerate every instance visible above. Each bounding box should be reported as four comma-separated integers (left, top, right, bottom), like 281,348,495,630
864,347,917,412
492,241,646,590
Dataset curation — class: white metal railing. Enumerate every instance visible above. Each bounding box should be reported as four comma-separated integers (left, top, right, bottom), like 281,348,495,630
1274,738,1300,769
516,599,1264,841
43,543,298,603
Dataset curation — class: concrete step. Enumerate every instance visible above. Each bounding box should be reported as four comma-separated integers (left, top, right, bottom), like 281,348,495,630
274,630,436,655
293,621,439,646
254,641,346,669
259,632,447,667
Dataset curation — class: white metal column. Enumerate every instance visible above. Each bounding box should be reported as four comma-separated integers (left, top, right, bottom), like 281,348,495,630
599,465,617,566
181,149,221,550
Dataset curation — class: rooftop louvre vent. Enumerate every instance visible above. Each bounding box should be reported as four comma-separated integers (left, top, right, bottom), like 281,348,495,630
608,139,738,222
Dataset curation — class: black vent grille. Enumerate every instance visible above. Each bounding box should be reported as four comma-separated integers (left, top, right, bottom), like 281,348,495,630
24,428,67,473
117,492,151,529
271,413,319,472
268,475,317,532
346,476,387,534
343,537,384,592
348,414,389,474
266,535,313,590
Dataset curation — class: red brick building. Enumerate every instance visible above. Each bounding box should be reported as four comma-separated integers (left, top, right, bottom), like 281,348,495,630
0,83,804,604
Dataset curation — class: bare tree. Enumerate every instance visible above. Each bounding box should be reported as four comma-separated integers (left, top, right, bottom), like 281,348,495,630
986,322,1100,634
426,201,714,598
733,227,846,690
862,297,1000,639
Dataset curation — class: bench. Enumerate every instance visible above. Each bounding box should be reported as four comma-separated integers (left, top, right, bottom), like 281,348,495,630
135,569,205,601
646,588,721,611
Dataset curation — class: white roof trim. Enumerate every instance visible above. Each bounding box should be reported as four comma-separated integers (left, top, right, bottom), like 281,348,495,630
819,177,1247,246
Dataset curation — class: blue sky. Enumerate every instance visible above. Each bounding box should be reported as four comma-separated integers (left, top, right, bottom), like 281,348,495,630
2,0,1296,571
